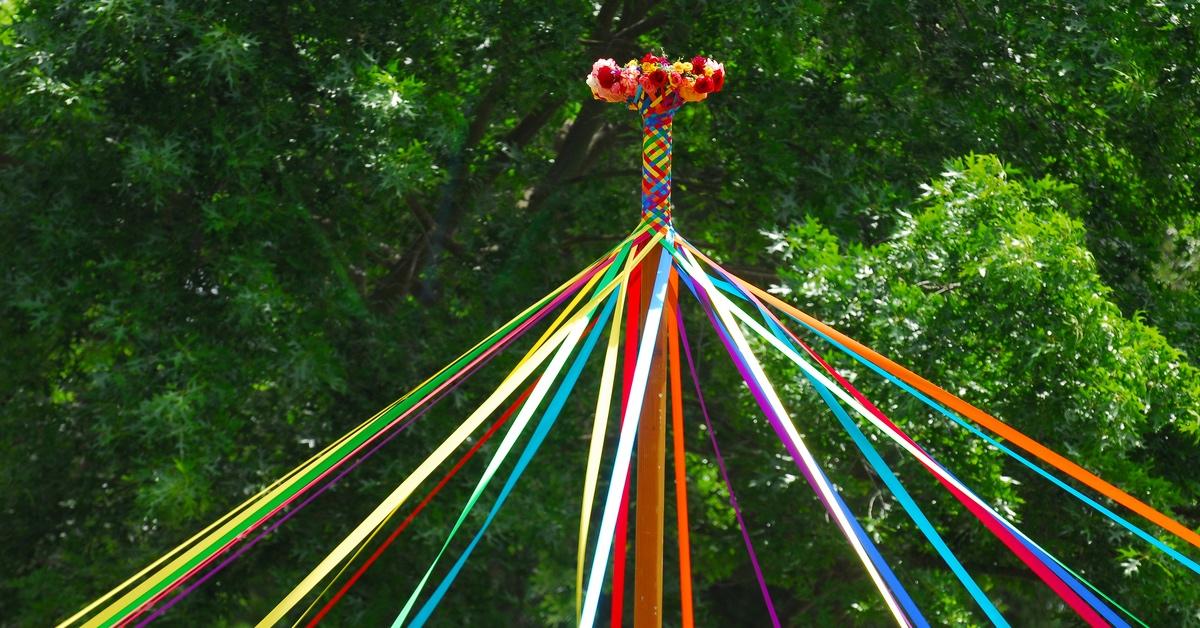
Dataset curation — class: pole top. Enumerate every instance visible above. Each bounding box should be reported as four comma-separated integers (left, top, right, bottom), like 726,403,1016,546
586,53,726,118
587,53,726,229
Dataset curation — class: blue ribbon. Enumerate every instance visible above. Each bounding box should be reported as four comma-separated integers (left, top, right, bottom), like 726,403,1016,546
701,266,1199,577
697,258,1138,626
675,265,929,627
406,290,620,627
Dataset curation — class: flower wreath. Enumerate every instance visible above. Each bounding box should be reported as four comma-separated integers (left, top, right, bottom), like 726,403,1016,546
586,53,726,108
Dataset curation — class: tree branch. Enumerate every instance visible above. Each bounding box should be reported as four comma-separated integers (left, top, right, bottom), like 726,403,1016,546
404,0,665,299
416,77,504,302
406,196,471,262
503,96,567,149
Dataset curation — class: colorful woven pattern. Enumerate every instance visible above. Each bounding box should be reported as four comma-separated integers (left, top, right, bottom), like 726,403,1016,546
639,90,679,228
586,53,726,232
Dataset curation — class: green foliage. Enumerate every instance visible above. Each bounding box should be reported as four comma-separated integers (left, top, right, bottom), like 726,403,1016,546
768,154,1200,624
1,1,1197,626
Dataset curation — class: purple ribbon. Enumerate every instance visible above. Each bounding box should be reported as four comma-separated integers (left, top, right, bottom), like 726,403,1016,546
675,306,781,628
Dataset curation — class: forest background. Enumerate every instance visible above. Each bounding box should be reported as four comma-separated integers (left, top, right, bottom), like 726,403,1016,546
2,1,1199,625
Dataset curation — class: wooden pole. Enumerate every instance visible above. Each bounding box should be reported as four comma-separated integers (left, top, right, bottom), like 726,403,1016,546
633,244,671,628
632,80,680,627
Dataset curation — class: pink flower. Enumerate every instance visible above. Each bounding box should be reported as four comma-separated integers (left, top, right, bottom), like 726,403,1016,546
587,58,627,102
705,60,726,92
591,58,618,74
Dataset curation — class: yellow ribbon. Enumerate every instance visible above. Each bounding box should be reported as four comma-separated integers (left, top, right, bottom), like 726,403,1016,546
256,231,663,627
574,247,636,620
67,229,645,628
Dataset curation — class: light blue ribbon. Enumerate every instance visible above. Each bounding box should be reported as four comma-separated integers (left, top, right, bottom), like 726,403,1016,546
404,289,619,627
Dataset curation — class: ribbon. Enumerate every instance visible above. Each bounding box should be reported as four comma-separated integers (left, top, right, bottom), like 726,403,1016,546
670,243,921,627
665,275,695,627
303,380,538,625
745,287,1008,625
257,232,665,627
580,246,674,628
681,241,1200,556
699,260,1124,626
393,240,633,626
574,249,637,621
676,307,781,627
68,229,647,628
690,241,1200,579
405,288,621,626
610,246,643,627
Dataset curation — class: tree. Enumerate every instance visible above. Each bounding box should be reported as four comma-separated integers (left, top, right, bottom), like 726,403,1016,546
753,155,1200,624
1,1,1197,625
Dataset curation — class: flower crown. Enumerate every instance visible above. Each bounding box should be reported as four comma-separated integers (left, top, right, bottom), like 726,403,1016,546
586,53,726,109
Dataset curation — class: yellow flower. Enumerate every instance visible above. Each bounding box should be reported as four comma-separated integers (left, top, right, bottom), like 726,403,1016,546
642,61,659,73
672,61,686,73
682,62,693,72
626,59,638,68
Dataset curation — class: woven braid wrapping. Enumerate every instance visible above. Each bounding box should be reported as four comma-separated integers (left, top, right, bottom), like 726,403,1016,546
636,88,682,230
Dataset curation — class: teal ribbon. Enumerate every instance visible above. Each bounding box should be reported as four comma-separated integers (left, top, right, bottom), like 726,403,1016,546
404,288,620,627
752,302,1008,626
702,268,1200,577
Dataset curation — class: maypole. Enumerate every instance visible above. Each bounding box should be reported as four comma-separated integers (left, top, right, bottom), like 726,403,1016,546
633,241,669,628
590,53,721,627
59,50,1200,628
633,58,681,628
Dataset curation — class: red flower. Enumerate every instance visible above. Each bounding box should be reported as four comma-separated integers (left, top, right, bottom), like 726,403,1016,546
597,65,619,89
710,68,724,92
694,75,713,93
691,56,707,72
642,53,665,65
649,68,668,88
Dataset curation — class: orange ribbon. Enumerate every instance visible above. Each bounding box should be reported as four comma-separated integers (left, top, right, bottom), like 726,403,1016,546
684,242,1200,553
